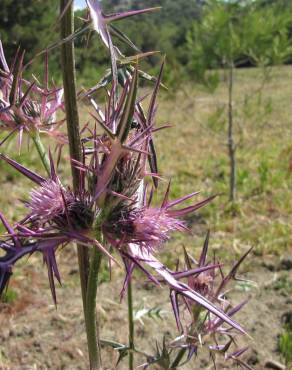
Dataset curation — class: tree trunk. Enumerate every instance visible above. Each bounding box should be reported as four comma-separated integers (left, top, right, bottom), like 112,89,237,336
227,63,236,203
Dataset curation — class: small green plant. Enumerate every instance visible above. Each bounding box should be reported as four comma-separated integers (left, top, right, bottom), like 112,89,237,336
237,168,250,189
206,105,225,133
134,305,166,325
258,160,269,192
187,0,292,204
279,331,292,366
1,288,18,304
279,314,292,367
272,273,292,295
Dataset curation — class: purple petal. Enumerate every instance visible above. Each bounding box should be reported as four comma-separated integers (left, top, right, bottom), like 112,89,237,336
212,300,249,333
71,231,119,265
122,250,161,287
161,180,171,209
0,264,11,296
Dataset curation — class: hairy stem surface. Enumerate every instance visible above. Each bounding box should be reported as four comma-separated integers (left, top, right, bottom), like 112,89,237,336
60,1,97,367
60,0,89,310
128,279,134,370
86,247,103,370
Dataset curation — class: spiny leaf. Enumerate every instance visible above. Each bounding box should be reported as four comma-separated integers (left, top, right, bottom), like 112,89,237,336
9,50,25,106
109,24,141,53
118,51,160,66
117,68,138,143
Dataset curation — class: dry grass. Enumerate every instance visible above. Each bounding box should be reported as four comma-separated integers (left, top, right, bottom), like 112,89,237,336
152,65,292,260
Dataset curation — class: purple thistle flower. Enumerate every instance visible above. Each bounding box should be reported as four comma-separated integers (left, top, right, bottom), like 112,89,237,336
103,185,215,254
0,41,65,147
0,149,115,302
120,207,186,249
27,179,74,224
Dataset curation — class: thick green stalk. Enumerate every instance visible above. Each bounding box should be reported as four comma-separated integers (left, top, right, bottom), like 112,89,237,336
60,0,83,189
60,1,97,368
86,246,103,370
31,131,50,176
170,348,186,369
128,280,134,370
59,0,89,311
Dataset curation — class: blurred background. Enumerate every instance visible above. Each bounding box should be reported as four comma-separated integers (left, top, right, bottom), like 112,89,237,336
0,0,292,369
1,0,291,86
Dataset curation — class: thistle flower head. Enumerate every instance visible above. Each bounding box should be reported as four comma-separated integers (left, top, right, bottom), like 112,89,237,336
103,206,186,252
0,152,95,232
103,179,215,254
27,179,74,224
0,41,64,147
131,207,186,248
27,179,94,231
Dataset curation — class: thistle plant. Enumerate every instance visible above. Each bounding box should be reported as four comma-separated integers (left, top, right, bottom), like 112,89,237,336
0,41,65,169
0,1,252,369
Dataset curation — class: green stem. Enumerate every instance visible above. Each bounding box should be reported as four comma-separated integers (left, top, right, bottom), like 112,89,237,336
60,1,95,367
86,247,103,370
128,279,134,370
170,348,186,369
60,0,83,189
31,131,50,176
59,0,89,314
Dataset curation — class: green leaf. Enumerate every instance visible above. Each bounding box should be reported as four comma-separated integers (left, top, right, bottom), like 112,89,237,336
116,68,138,143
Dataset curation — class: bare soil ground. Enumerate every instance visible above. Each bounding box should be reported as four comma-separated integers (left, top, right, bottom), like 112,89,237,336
0,247,291,369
